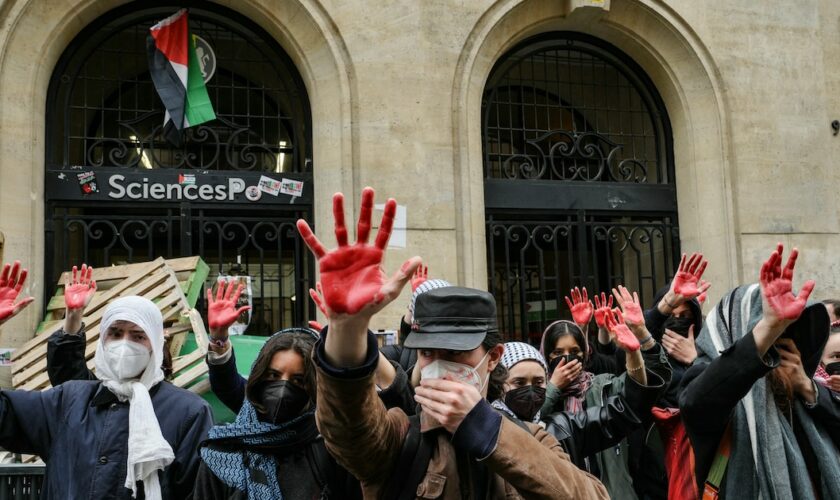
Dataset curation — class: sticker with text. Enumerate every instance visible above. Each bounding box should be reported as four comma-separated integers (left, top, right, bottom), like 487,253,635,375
280,178,304,197
77,171,99,194
258,175,282,196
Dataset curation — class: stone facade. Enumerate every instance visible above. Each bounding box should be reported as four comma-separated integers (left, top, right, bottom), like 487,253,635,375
0,0,836,345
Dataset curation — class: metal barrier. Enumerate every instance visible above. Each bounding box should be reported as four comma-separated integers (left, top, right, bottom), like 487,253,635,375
0,464,45,500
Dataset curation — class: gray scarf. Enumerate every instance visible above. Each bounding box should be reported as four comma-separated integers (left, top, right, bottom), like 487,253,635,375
695,284,840,499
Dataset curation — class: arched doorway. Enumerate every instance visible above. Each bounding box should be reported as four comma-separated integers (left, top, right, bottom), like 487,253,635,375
483,32,679,343
44,3,315,334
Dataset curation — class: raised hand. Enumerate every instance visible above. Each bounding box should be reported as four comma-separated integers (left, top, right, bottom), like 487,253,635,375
612,285,644,330
565,287,593,329
0,261,34,326
308,320,325,332
697,280,710,305
296,188,421,318
593,292,613,330
207,279,251,335
759,244,814,328
604,309,640,352
411,265,428,292
64,264,96,310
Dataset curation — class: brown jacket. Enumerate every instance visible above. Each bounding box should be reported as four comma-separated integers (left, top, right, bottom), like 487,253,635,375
315,349,608,499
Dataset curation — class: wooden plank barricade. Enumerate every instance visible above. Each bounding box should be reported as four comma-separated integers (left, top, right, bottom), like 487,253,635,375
10,257,211,392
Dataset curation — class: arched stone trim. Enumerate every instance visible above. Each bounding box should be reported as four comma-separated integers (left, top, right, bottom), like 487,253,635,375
452,0,739,298
0,0,357,343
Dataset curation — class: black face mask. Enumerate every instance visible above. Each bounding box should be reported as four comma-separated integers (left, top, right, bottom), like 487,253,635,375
504,385,546,422
663,315,695,337
548,353,583,374
825,362,840,376
259,380,310,424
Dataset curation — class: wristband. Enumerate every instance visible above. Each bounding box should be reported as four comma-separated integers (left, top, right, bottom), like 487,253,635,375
626,363,644,373
209,337,229,349
639,334,655,350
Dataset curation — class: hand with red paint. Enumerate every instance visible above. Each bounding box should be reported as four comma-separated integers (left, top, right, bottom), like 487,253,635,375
697,280,710,305
206,280,251,350
308,320,324,332
63,264,97,335
411,265,428,293
565,287,593,331
612,285,645,335
604,309,641,353
593,292,613,330
659,253,711,314
760,244,814,330
0,261,34,327
297,188,421,367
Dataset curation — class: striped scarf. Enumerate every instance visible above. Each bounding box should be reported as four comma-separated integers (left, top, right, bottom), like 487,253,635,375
694,284,840,500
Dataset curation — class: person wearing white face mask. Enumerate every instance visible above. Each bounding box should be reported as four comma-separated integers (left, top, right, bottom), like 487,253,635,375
0,295,213,499
297,188,608,499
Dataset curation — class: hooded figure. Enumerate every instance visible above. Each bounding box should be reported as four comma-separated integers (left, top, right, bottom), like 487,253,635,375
681,284,840,499
0,295,213,499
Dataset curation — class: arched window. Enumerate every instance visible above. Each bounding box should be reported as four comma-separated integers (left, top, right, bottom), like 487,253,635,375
483,33,679,343
45,3,314,334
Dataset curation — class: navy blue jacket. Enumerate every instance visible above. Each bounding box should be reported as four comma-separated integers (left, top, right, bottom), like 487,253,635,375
0,380,213,499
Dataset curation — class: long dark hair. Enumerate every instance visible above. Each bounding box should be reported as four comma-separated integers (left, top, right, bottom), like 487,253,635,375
483,329,508,402
245,330,317,413
541,320,587,362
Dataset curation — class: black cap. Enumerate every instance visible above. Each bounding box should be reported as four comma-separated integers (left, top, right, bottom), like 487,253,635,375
404,286,497,351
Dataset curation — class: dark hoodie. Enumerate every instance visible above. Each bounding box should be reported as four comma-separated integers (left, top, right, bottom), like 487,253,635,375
645,283,704,408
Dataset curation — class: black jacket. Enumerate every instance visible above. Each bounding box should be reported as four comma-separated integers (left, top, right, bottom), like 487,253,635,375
543,360,665,469
46,327,96,385
0,380,213,499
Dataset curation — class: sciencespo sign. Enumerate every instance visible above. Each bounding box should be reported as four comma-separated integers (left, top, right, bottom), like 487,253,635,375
46,169,310,205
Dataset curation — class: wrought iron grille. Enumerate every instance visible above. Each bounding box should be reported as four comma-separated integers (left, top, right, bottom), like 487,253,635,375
48,205,314,335
482,33,679,342
47,4,310,172
487,213,679,343
45,3,315,331
483,35,671,184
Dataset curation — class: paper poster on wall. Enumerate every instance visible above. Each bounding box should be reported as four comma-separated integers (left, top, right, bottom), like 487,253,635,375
0,349,14,366
374,203,407,248
216,275,252,335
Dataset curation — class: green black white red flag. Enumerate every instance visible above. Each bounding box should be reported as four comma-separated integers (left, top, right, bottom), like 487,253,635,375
146,9,215,145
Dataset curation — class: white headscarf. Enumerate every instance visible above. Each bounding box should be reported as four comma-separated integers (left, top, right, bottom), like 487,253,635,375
94,296,174,500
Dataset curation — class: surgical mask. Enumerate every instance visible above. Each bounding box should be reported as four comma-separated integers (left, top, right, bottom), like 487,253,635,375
260,380,310,424
420,350,492,395
104,339,151,380
504,385,546,422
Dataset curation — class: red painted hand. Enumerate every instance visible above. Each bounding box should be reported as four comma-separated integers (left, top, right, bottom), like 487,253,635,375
593,292,614,329
565,287,593,328
0,261,34,325
64,264,97,310
759,243,814,326
611,285,644,328
296,187,421,317
604,309,640,352
697,280,709,305
411,265,428,292
207,280,251,331
670,253,711,303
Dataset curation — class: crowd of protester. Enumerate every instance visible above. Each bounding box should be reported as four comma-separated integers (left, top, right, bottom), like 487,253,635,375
0,187,838,499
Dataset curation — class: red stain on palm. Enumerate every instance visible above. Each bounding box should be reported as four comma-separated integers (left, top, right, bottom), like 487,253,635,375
565,286,593,326
64,264,96,310
673,252,710,299
297,188,398,315
593,292,613,329
207,279,251,329
760,244,814,320
0,261,34,322
605,309,640,352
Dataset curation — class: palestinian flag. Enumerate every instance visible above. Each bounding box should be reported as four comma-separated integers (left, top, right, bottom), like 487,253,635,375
147,9,215,146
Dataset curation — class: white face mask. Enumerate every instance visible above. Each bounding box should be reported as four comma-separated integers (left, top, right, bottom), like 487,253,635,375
104,339,151,380
420,350,492,395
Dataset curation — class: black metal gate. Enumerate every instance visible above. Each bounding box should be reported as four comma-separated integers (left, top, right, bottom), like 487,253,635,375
44,2,315,333
483,33,679,343
47,204,313,335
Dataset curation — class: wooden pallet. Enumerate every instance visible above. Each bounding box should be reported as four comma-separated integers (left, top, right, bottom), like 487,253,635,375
11,257,210,391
